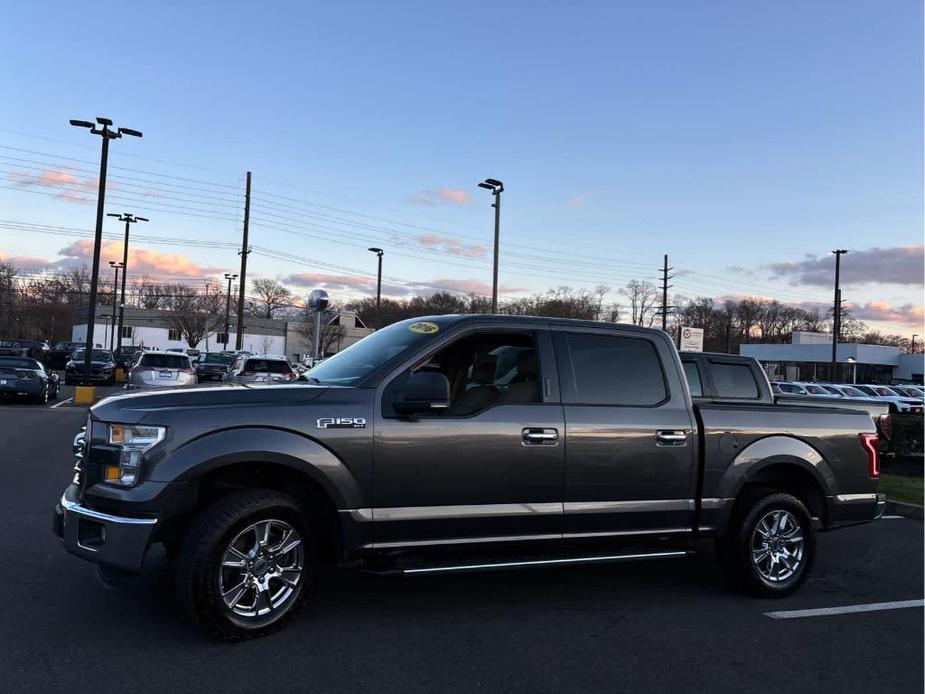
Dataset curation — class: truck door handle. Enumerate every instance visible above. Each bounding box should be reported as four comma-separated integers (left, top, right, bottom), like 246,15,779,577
656,430,688,447
522,428,559,446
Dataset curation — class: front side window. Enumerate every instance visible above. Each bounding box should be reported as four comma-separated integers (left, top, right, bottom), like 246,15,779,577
710,362,759,399
384,331,540,417
564,333,666,406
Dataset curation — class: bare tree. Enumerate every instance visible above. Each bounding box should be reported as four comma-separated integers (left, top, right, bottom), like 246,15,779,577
296,307,347,356
246,278,292,319
620,280,659,326
162,284,224,348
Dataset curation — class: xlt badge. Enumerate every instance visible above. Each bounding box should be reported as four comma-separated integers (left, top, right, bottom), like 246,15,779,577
316,417,367,429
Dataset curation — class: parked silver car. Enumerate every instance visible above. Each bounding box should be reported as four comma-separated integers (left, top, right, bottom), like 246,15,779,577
128,351,198,389
225,354,296,384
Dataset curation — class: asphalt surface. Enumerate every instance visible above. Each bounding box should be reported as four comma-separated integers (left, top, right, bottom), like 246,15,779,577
0,401,922,694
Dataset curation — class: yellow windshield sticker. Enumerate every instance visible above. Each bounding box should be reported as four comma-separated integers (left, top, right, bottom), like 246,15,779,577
408,321,440,335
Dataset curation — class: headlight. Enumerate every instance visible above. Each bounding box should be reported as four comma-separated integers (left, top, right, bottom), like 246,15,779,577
104,423,166,487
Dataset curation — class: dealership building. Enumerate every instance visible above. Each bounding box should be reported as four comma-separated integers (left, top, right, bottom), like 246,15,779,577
71,305,372,362
740,331,924,384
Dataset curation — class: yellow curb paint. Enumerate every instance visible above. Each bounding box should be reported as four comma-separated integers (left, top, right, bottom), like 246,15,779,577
73,386,96,404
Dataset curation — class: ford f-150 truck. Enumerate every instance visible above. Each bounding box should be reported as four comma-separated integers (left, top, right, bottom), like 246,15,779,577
54,315,884,639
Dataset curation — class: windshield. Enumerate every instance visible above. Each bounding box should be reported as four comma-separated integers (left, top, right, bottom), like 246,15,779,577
0,357,41,370
873,387,899,396
803,384,827,394
139,354,190,369
201,353,234,364
243,359,291,373
72,349,113,362
307,317,451,385
839,386,866,397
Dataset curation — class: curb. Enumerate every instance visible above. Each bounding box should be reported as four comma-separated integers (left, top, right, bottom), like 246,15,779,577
885,500,924,519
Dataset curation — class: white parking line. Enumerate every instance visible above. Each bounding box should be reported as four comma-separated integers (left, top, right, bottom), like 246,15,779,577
766,599,924,620
50,398,74,409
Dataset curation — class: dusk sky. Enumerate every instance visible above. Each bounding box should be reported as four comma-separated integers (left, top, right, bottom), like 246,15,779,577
1,0,922,333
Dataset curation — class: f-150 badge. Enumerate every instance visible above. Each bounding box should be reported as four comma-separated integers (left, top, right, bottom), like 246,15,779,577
316,417,367,429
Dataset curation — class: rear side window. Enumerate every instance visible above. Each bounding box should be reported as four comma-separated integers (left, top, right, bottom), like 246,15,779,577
710,362,759,399
564,333,666,406
244,359,291,373
140,354,190,368
682,361,703,397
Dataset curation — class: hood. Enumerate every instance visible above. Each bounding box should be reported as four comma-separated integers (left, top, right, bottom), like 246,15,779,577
91,383,334,423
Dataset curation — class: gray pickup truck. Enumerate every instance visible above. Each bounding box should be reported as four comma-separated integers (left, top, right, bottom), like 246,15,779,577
54,315,884,639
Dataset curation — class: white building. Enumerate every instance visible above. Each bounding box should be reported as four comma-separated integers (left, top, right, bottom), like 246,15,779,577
72,305,287,355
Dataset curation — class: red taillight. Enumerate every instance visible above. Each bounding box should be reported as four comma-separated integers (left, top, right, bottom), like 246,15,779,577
860,433,879,478
180,367,194,375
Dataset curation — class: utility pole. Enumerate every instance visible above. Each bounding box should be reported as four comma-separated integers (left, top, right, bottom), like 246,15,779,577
223,273,237,350
69,117,142,389
106,212,148,351
235,171,252,350
658,254,674,332
478,179,504,312
367,248,383,328
831,249,848,381
912,334,918,353
108,261,123,350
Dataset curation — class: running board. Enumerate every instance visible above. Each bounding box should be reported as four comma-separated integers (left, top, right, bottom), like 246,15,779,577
368,550,694,576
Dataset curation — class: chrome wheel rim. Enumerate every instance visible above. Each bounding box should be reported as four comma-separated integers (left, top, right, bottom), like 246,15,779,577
751,509,804,582
219,519,304,619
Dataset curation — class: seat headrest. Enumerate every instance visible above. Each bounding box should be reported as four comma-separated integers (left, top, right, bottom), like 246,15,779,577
472,355,497,385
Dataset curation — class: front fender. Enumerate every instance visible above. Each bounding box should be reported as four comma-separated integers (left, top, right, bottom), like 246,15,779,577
717,435,835,500
147,426,363,509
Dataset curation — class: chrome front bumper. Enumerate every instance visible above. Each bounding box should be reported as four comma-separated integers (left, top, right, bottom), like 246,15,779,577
54,486,157,572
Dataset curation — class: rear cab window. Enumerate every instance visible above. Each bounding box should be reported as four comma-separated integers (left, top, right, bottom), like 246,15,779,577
560,332,667,406
709,361,760,399
682,361,703,397
244,359,291,373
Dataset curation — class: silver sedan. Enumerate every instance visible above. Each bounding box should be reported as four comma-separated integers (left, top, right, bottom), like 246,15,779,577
128,352,198,389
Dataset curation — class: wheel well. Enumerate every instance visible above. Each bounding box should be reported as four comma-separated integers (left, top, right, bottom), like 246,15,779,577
730,463,827,529
161,462,340,563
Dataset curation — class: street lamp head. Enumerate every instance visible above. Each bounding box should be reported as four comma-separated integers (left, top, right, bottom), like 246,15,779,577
484,178,503,188
119,127,143,138
69,119,94,129
224,273,238,280
96,117,113,127
832,248,849,254
477,182,494,190
368,247,383,256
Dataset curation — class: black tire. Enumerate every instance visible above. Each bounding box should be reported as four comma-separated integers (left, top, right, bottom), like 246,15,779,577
717,492,815,598
31,385,49,405
173,489,315,641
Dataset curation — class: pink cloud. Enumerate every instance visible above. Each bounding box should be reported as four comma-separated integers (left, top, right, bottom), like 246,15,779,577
414,233,486,258
283,273,411,296
57,239,221,278
9,166,112,204
408,187,473,207
848,301,924,325
426,278,526,295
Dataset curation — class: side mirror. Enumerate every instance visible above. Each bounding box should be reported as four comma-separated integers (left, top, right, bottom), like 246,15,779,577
393,372,450,415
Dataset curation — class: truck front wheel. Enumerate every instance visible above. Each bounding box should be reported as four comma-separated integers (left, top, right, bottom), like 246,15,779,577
718,492,816,597
173,489,315,640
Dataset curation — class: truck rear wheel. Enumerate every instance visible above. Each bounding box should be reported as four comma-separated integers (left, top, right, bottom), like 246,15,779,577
718,492,815,597
173,489,315,640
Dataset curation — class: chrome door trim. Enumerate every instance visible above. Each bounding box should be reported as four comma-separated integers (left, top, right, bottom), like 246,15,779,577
401,550,693,574
564,499,693,514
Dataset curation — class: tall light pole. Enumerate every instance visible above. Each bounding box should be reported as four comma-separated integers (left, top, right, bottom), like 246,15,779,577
223,273,238,350
106,212,148,351
831,249,848,382
912,334,918,354
367,247,383,328
477,178,504,313
69,117,142,390
108,261,123,350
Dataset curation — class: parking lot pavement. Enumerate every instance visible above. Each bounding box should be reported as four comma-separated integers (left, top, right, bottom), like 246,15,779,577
1,408,922,694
